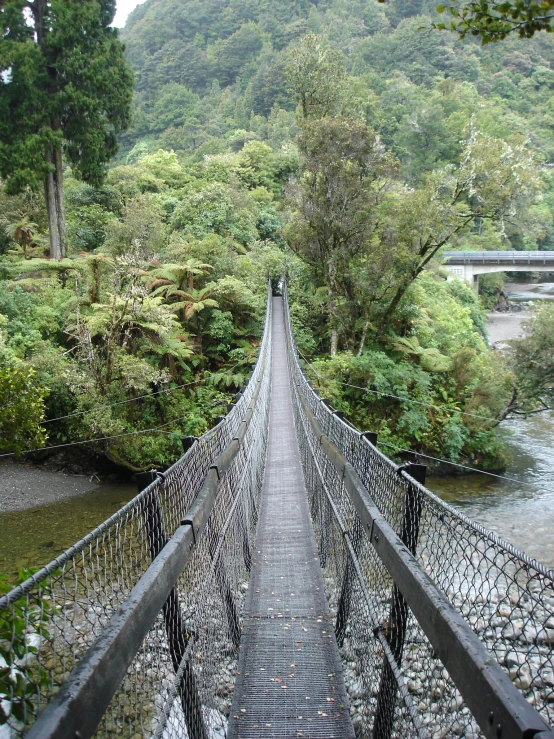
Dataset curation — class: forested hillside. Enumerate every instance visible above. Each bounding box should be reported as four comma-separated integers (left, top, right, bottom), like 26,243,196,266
1,0,554,472
119,0,554,254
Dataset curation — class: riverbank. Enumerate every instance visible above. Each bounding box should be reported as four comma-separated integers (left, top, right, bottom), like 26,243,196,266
0,459,105,513
486,310,532,346
0,478,136,574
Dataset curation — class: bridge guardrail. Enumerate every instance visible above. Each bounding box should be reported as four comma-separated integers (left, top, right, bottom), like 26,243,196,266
283,279,554,739
0,284,273,738
443,250,554,264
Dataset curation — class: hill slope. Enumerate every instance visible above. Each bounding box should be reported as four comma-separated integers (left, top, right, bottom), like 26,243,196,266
119,0,554,216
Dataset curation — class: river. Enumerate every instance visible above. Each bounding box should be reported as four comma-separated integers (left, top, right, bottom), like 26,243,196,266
428,279,554,569
1,280,554,575
0,472,136,576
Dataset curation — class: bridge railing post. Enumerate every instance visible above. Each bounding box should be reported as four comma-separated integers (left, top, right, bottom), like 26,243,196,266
372,463,426,739
136,471,208,739
335,516,363,647
206,522,242,647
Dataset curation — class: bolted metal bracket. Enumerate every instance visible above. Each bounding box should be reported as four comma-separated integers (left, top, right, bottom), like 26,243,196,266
181,518,197,545
397,463,427,486
361,431,378,447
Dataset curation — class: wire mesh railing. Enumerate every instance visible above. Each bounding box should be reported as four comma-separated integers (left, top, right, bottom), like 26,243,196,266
283,281,554,739
0,286,272,739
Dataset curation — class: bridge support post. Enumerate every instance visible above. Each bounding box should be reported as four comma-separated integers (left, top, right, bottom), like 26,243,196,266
335,516,362,647
238,492,253,572
372,464,426,739
137,471,208,739
319,495,331,567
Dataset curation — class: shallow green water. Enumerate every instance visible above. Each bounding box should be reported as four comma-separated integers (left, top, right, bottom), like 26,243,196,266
0,483,136,576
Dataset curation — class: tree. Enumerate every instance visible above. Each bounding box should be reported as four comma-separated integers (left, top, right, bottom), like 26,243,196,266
147,258,214,319
286,117,398,355
0,0,133,259
376,129,540,332
511,304,554,413
4,216,46,259
66,247,192,397
285,34,347,122
433,1,554,42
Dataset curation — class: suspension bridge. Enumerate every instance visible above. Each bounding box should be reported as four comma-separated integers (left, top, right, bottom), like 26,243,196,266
1,283,553,739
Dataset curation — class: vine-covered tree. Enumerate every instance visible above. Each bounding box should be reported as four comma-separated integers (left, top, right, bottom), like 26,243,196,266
0,0,133,259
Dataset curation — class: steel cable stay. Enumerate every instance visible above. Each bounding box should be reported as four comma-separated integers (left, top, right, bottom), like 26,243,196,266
0,280,552,739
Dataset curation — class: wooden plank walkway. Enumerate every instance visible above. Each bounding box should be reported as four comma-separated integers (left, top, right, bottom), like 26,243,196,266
228,297,354,739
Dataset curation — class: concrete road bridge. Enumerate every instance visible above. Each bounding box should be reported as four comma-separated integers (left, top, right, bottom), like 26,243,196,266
443,250,554,292
1,283,553,739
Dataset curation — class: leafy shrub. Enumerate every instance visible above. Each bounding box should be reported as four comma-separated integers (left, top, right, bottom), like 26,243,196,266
0,367,47,456
0,570,55,728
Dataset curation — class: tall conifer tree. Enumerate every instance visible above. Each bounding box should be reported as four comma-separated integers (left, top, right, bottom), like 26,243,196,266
0,0,133,258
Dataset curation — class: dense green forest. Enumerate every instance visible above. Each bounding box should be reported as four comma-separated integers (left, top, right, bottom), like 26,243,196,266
1,0,554,471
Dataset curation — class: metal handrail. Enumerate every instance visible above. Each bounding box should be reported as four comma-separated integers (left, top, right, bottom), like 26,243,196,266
296,385,552,739
27,366,268,739
443,250,554,264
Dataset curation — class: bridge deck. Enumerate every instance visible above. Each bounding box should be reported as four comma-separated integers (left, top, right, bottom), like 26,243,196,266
227,298,354,739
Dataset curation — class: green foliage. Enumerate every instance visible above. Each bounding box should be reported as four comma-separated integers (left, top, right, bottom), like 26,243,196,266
293,285,511,466
0,0,133,191
171,183,259,245
0,138,278,468
287,115,398,353
512,304,554,412
2,0,553,472
0,367,47,456
477,272,507,309
0,569,56,728
105,194,167,256
285,34,347,121
434,1,554,42
392,336,453,373
0,0,133,257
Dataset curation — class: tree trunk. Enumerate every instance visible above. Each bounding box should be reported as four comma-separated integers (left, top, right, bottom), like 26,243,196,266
53,145,66,257
44,146,66,260
33,1,66,260
377,279,411,338
328,256,338,356
330,327,338,356
357,320,369,357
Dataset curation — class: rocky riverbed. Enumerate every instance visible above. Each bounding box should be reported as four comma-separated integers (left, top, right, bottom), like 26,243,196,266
486,310,532,347
324,539,554,737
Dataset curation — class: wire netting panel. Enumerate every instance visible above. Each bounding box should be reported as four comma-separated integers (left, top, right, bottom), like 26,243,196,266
283,283,554,736
0,292,272,737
